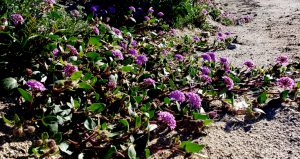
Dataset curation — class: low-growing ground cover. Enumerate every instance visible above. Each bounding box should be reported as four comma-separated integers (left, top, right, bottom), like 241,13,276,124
0,0,299,158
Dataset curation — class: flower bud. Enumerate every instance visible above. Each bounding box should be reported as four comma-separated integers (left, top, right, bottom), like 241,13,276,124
208,111,218,119
49,146,59,154
34,139,43,146
47,139,57,148
13,127,24,137
26,68,33,76
26,126,36,133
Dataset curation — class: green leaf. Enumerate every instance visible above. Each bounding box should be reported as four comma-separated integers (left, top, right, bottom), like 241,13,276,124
1,77,18,91
78,82,94,90
49,123,58,132
14,114,21,124
128,145,136,159
169,80,176,89
203,119,213,126
119,119,129,132
83,72,93,81
87,52,100,61
70,71,82,81
189,66,197,76
135,116,141,128
257,92,267,104
88,37,101,46
53,132,62,143
148,124,158,132
42,116,58,126
164,97,171,104
59,142,73,155
192,112,209,120
18,88,33,102
104,145,117,159
134,96,143,104
280,90,289,100
1,114,13,126
121,65,134,72
145,148,150,158
297,82,300,89
180,141,205,153
84,117,96,130
78,153,84,159
89,103,106,113
41,132,49,141
101,122,107,130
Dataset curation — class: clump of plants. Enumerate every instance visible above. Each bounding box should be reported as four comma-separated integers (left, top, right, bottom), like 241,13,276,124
1,0,299,158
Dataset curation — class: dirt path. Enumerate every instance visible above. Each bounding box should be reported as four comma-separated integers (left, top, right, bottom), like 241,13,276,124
217,0,300,67
201,0,300,158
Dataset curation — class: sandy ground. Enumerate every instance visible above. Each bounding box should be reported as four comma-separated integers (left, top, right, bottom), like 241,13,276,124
0,99,33,159
201,0,300,158
216,0,300,67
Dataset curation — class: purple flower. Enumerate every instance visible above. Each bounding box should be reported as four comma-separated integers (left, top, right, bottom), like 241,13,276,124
93,26,99,35
185,92,202,109
157,111,176,130
90,5,100,12
158,31,164,35
217,32,225,41
170,29,176,34
224,64,230,73
207,52,216,61
129,6,136,12
276,55,288,65
193,36,200,42
157,12,164,17
144,78,155,86
128,48,138,56
112,27,122,36
201,53,211,62
220,57,229,65
144,16,150,21
131,40,137,47
224,32,231,36
201,75,212,84
241,15,252,23
136,55,148,66
108,79,117,89
26,80,46,92
64,64,78,77
244,60,255,69
119,42,127,50
44,0,56,4
201,66,211,75
112,50,124,60
108,6,116,14
162,50,168,56
223,76,234,90
66,45,78,55
169,90,185,103
276,77,295,90
202,9,208,15
148,7,154,13
53,48,59,57
174,54,184,61
11,14,24,25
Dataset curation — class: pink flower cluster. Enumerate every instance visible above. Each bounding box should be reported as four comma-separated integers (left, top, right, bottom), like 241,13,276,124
26,80,46,91
157,111,176,130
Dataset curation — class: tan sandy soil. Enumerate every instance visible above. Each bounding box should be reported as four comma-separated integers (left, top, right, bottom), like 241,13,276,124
201,0,300,158
216,0,300,67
